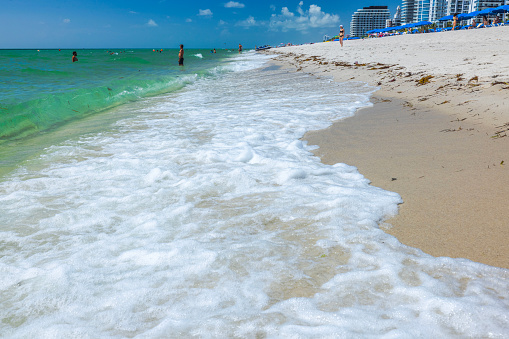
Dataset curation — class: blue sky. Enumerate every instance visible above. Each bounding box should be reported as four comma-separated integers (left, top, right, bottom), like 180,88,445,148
1,0,401,49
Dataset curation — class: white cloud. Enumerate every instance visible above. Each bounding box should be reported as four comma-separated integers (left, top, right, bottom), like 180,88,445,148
225,1,245,8
270,5,276,11
129,11,138,14
63,18,71,24
186,18,193,23
198,9,213,17
269,3,339,32
281,7,294,17
219,20,227,25
236,16,257,28
147,19,158,27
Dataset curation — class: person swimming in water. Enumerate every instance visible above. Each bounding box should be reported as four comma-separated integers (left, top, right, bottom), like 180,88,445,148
72,51,78,62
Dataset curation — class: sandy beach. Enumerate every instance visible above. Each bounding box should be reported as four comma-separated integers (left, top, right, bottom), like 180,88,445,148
264,27,509,268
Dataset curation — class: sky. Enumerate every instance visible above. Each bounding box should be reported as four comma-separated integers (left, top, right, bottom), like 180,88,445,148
1,0,402,49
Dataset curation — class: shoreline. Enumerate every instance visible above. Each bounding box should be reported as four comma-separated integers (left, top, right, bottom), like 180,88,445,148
263,28,509,268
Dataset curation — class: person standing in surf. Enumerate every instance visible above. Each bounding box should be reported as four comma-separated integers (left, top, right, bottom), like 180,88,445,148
178,45,184,66
72,51,78,62
238,43,243,54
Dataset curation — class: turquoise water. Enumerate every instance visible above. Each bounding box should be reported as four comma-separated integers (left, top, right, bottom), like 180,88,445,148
1,51,509,337
0,48,231,142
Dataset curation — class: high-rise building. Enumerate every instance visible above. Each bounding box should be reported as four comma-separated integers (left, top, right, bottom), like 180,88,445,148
350,6,391,37
394,5,403,25
387,6,403,27
416,0,431,21
401,0,417,24
469,0,506,12
429,0,448,21
447,0,471,15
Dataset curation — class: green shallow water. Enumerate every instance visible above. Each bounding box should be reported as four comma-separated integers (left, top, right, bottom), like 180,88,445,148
0,48,232,142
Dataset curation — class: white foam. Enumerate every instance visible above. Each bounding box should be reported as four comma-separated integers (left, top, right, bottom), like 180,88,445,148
0,54,508,337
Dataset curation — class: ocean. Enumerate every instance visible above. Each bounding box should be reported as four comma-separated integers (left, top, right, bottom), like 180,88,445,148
1,49,508,337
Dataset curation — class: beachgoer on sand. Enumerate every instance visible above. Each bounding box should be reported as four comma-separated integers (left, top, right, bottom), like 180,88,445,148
178,44,184,66
452,13,458,31
72,51,78,62
339,25,345,47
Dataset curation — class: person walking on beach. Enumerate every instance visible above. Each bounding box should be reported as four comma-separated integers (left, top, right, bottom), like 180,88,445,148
178,44,184,66
339,25,345,47
239,43,243,53
452,13,458,31
72,51,78,62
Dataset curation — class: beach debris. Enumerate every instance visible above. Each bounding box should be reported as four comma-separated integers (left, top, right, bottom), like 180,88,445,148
501,161,505,166
468,76,478,83
438,100,450,105
451,118,467,122
440,128,463,133
391,178,397,181
492,81,509,89
456,74,464,81
417,75,433,86
334,61,354,67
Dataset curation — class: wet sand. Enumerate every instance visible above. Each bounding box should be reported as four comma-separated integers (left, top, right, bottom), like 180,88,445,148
264,27,509,268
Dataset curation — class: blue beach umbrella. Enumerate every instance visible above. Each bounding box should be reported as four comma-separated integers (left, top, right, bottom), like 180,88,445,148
492,5,509,13
438,15,454,21
457,13,475,20
466,10,483,17
478,8,496,15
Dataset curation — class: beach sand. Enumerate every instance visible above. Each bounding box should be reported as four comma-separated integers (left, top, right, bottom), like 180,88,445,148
264,27,509,268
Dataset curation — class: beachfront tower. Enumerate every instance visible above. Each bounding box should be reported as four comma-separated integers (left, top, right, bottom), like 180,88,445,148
394,5,402,25
350,6,391,37
469,0,506,12
429,0,448,21
415,0,431,21
401,0,417,24
447,0,471,15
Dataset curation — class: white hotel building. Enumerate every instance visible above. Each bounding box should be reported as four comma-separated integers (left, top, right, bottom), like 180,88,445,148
350,6,391,37
400,0,506,25
351,0,506,36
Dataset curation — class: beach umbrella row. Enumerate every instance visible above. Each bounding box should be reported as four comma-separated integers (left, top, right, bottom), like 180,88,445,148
438,5,509,21
366,21,433,34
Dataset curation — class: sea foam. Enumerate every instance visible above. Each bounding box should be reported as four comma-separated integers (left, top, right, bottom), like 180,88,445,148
0,52,508,337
